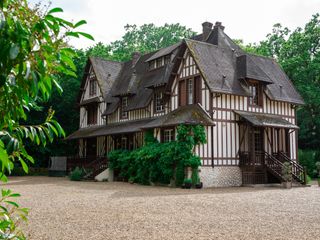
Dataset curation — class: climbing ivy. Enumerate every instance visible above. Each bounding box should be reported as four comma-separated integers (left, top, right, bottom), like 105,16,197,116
108,124,206,186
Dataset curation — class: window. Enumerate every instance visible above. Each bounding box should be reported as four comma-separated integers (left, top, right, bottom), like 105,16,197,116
87,105,97,125
179,76,201,106
249,82,262,106
154,92,164,112
164,55,171,64
156,58,163,68
89,79,97,96
121,97,128,119
187,78,194,104
163,129,175,142
149,61,156,70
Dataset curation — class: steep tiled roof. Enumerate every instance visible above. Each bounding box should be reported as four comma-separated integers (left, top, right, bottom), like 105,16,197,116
85,22,303,117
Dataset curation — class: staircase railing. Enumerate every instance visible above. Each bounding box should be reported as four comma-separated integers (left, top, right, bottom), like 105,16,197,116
264,152,285,182
278,152,306,184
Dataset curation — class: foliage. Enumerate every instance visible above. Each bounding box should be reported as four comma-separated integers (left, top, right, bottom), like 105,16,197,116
0,189,28,239
0,0,92,238
282,162,292,182
316,162,320,177
183,178,192,184
106,23,196,62
298,149,318,178
69,167,84,181
108,125,206,186
191,168,200,186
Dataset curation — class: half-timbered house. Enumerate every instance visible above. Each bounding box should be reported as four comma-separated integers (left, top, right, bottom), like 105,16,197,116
67,21,305,187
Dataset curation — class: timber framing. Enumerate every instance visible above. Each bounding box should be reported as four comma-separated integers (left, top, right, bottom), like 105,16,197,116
67,21,305,185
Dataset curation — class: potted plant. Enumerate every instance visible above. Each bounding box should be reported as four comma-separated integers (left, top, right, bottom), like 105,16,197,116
282,162,292,189
316,162,320,187
183,178,192,189
192,168,203,189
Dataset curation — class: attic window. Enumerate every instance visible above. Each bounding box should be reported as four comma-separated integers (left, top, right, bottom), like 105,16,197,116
89,79,97,96
121,97,128,119
154,91,164,112
149,56,167,70
164,55,171,64
248,82,262,107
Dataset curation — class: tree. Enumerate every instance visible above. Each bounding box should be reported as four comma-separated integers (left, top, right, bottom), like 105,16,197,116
0,0,92,238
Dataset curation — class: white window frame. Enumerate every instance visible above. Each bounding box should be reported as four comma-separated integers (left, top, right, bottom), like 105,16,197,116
155,92,164,112
121,97,128,119
163,129,174,142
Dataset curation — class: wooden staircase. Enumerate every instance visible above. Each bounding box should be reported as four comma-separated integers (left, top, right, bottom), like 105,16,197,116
83,157,108,180
67,156,108,180
265,151,307,185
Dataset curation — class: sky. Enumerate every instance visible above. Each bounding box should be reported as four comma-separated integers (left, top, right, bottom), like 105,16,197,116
32,0,320,49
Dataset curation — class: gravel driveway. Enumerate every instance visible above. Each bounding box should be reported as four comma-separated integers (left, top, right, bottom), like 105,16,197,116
2,176,320,240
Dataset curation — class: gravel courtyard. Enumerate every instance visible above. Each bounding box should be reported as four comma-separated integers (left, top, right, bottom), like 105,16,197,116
2,177,320,240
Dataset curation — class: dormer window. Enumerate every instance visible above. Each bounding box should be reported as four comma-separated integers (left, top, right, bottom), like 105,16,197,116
121,97,128,119
164,55,170,64
248,81,262,107
154,91,164,112
89,79,97,96
149,56,169,70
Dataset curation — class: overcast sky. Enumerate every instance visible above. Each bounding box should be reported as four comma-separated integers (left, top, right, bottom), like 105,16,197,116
35,0,319,49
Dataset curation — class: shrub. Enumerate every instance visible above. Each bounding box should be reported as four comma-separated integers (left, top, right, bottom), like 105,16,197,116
299,149,317,178
282,162,292,182
69,167,84,181
108,124,206,187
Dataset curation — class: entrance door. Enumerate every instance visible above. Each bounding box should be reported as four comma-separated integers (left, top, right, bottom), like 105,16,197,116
86,138,96,157
252,127,264,165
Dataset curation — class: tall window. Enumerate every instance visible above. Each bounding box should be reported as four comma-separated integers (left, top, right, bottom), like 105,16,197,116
249,82,262,106
154,92,164,112
89,79,97,96
121,97,128,119
179,76,201,106
163,129,175,142
87,105,97,125
187,78,194,104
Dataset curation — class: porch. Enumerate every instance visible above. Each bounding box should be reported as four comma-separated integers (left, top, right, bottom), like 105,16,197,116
235,111,306,185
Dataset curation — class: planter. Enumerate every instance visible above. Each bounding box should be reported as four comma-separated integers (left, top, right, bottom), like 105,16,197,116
282,181,292,189
195,182,203,189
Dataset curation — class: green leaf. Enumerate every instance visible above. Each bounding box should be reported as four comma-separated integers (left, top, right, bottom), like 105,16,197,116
66,32,79,38
20,158,29,173
77,32,94,41
47,7,63,14
74,20,87,28
5,200,19,208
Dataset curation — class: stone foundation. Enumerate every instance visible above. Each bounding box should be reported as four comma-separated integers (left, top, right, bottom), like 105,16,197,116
199,166,242,188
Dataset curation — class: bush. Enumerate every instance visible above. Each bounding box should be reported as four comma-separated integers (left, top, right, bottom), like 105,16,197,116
69,167,84,181
108,124,206,186
299,149,317,178
282,162,292,182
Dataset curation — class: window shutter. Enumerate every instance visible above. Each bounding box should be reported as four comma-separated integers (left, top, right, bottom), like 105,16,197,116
179,80,186,106
195,76,202,104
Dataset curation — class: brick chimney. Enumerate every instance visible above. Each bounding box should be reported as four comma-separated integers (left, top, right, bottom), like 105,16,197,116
202,21,213,41
131,52,141,67
214,21,225,31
